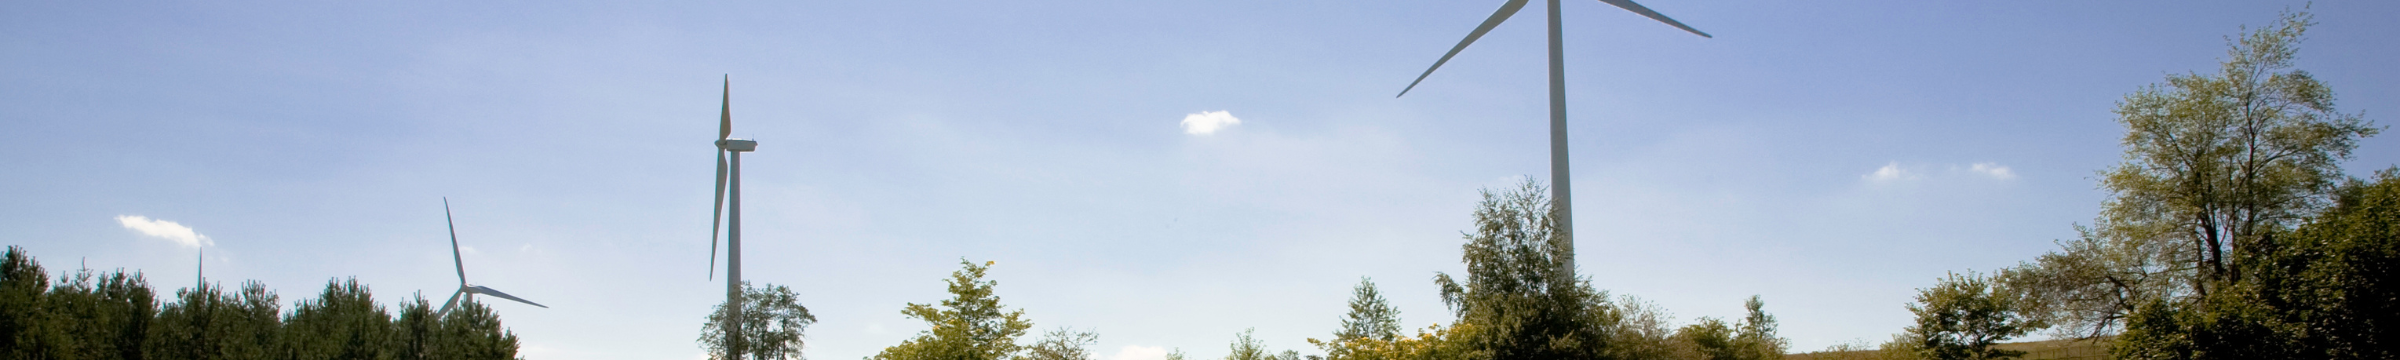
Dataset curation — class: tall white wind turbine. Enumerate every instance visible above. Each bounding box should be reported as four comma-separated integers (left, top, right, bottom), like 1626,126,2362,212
706,75,759,360
1395,0,1708,281
438,198,548,318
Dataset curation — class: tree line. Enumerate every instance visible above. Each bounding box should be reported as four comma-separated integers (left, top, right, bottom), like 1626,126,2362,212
793,180,1792,360
1,246,526,360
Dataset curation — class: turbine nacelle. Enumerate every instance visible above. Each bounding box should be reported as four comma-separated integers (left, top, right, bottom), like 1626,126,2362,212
717,139,758,152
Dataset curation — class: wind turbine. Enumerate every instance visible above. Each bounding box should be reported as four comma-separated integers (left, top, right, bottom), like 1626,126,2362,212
706,75,758,360
1394,0,1708,281
437,198,548,318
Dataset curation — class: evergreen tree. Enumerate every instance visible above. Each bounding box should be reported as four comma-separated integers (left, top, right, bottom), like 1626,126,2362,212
1332,278,1401,343
283,278,394,360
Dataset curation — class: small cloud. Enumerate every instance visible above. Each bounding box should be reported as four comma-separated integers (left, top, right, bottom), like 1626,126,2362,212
461,246,482,255
116,215,212,248
1109,345,1170,360
1862,162,1909,182
1180,110,1241,135
518,244,535,253
1969,162,2015,180
866,322,887,334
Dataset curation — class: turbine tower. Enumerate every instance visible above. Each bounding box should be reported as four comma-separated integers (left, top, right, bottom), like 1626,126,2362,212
1395,0,1708,281
707,75,758,360
437,198,549,318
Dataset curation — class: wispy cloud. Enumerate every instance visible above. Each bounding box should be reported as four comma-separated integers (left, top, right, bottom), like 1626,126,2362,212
1109,345,1169,360
1862,162,1909,182
1968,162,2015,180
1180,110,1241,135
116,215,212,248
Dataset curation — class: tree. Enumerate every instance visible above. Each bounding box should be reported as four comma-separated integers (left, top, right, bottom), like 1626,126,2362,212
1731,296,1787,360
2,246,55,359
870,260,1034,360
1673,318,1735,360
2238,169,2399,359
1430,179,1618,360
149,281,283,360
45,267,156,360
1332,278,1402,343
437,299,525,360
1907,272,2035,360
1223,328,1271,360
1022,328,1099,360
700,281,819,360
2012,8,2382,339
283,278,395,360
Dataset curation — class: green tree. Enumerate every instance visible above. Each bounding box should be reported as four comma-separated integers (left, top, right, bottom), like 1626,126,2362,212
1906,273,2034,360
436,299,525,360
1332,278,1401,343
700,281,818,360
2239,169,2400,358
149,281,283,360
1021,328,1098,360
1223,329,1270,360
1673,318,1734,360
2,246,57,359
1430,179,1618,360
283,278,395,360
870,260,1034,360
1731,296,1786,360
45,268,156,360
2012,8,2382,339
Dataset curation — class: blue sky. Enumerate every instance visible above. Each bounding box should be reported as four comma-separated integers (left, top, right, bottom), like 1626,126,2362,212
4,1,2396,359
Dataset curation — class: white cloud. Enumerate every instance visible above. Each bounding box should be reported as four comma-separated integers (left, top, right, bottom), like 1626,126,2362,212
1862,162,1908,182
116,215,212,248
461,246,482,255
1969,162,2015,180
1109,345,1169,360
1180,110,1241,135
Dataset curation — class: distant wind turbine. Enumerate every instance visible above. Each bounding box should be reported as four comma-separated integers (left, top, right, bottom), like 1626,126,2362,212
437,198,548,318
706,75,759,360
1395,0,1708,280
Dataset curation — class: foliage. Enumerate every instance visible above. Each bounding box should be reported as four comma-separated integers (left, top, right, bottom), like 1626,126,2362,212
1732,296,1786,360
1673,318,1734,360
149,281,283,360
1224,328,1271,360
1429,179,1617,360
1608,296,1695,360
1021,328,1098,360
700,281,819,360
2240,168,2399,358
2011,8,2383,339
0,246,528,360
870,260,1034,360
1308,323,1484,360
1906,272,2035,360
283,278,396,360
2,246,50,358
1332,278,1402,343
2113,169,2400,359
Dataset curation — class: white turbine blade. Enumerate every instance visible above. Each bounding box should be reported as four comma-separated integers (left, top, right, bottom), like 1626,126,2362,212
437,287,467,318
443,198,468,286
1398,0,1531,98
468,285,549,308
1594,0,1711,38
720,75,733,140
710,150,728,280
